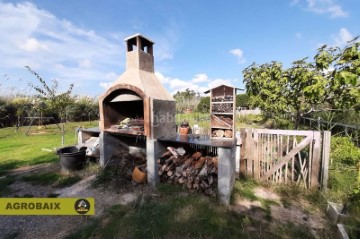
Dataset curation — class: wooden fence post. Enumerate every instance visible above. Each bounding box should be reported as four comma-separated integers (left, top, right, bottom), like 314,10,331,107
311,131,321,188
253,131,260,179
246,128,253,177
321,131,331,190
240,129,247,178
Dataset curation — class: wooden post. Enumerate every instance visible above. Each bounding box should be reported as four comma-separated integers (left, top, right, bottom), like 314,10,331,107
246,128,253,177
321,131,331,190
253,131,259,179
311,131,321,188
240,128,247,178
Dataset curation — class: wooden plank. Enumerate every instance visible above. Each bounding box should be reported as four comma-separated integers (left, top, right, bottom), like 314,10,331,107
310,131,322,188
321,131,331,190
308,134,313,188
262,133,264,177
240,128,247,178
246,129,253,177
291,136,295,182
260,136,312,181
253,131,260,179
252,129,314,136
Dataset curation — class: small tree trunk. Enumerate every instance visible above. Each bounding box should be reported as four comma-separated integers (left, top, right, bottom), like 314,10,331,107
61,122,65,146
295,110,301,129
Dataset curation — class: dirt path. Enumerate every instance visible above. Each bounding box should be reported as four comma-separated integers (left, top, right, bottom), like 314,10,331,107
233,186,329,238
0,164,331,238
0,167,142,239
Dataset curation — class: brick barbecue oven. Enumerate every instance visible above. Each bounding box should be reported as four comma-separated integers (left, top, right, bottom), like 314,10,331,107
92,33,236,204
98,34,176,186
99,34,175,138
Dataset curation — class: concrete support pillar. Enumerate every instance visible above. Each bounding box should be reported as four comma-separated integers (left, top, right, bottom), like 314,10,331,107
146,139,165,187
217,146,236,205
99,132,115,167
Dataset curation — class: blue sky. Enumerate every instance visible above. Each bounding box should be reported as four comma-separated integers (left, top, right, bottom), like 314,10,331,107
0,0,359,97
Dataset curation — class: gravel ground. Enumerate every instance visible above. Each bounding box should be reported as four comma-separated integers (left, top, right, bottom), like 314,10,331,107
0,173,141,239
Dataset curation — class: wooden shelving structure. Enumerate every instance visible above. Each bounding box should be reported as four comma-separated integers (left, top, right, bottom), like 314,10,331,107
207,85,236,139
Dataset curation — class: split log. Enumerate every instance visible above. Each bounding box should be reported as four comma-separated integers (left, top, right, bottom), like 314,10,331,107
224,130,233,138
157,148,219,195
212,129,225,138
194,157,206,169
191,152,202,159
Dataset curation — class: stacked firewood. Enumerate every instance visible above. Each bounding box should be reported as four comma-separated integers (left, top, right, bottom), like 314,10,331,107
157,147,218,195
211,129,233,138
212,95,233,102
212,103,233,113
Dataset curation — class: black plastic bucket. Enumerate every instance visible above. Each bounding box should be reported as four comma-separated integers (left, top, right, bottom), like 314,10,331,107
56,146,86,170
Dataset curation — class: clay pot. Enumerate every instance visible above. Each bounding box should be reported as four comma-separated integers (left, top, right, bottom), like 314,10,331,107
179,126,190,135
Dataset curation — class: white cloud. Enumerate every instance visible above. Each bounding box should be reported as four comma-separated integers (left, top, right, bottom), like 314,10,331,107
153,24,179,62
208,79,233,89
192,73,209,83
156,72,238,95
18,37,48,52
78,59,93,69
295,32,303,39
169,78,189,90
0,2,123,95
327,5,348,18
99,82,112,90
334,28,353,46
155,72,170,84
229,48,246,64
294,0,348,18
105,72,118,81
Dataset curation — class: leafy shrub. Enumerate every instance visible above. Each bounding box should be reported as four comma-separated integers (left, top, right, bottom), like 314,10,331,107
197,96,210,113
236,94,250,108
327,136,360,203
263,117,294,129
238,114,263,125
331,137,360,166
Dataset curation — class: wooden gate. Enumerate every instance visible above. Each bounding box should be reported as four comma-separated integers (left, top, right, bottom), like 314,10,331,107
239,129,331,188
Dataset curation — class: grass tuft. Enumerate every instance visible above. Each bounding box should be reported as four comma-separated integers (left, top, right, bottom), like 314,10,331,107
0,176,16,196
21,172,81,188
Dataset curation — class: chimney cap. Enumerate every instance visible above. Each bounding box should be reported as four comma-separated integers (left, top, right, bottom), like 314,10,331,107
124,33,154,44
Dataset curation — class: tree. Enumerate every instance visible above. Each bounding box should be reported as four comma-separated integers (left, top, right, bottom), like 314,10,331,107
243,37,359,129
197,96,210,113
243,61,289,118
315,37,360,110
67,96,99,122
236,94,250,108
26,66,74,146
173,88,200,113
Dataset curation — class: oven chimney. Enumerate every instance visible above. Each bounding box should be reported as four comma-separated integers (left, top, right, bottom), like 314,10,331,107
125,34,154,72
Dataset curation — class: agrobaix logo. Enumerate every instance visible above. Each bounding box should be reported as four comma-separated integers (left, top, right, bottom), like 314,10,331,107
74,198,91,214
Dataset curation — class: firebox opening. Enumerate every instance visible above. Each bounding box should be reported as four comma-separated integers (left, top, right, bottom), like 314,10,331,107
103,89,145,135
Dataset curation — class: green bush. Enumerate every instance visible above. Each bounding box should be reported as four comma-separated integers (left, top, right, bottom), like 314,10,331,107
236,94,250,108
327,136,360,203
331,137,360,166
262,117,294,129
196,96,210,113
238,114,263,125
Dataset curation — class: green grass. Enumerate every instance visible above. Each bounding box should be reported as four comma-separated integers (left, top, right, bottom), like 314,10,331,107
66,183,318,239
21,172,82,188
232,179,278,221
176,112,264,132
0,121,94,176
176,112,210,129
66,184,260,239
